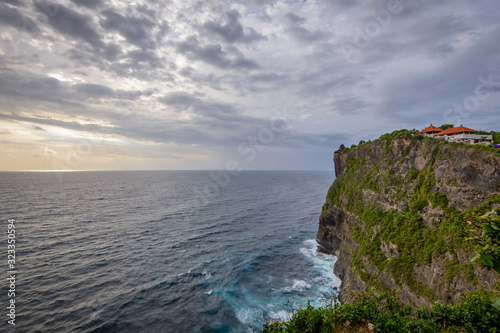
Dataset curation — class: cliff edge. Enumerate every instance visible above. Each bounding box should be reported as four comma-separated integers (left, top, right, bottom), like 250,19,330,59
317,131,500,307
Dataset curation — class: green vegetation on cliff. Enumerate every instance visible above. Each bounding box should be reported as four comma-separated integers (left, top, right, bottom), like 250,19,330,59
467,208,500,273
262,290,500,333
327,130,500,300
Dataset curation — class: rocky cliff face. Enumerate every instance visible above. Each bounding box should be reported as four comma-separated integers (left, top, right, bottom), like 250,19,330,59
318,132,500,307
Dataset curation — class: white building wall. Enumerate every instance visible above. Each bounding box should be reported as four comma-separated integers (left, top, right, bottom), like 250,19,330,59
443,133,493,142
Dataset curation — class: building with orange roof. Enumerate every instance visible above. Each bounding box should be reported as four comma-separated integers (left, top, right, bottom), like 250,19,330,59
433,125,479,136
417,124,443,137
433,125,492,144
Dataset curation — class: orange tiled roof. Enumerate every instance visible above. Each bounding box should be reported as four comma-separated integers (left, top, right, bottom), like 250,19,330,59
417,125,443,135
433,126,479,136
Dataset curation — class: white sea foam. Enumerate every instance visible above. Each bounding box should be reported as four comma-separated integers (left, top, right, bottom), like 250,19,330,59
283,279,311,292
177,269,193,277
298,239,342,307
204,290,212,295
269,310,292,322
237,307,263,325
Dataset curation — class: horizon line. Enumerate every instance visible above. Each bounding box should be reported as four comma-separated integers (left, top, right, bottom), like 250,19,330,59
0,169,333,173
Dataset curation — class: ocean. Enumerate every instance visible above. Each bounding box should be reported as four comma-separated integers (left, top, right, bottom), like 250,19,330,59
0,170,341,332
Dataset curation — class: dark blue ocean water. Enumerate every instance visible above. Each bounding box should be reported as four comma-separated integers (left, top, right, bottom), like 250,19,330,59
0,171,341,332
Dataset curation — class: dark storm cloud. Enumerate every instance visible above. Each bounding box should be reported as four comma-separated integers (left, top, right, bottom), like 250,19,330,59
3,0,23,6
285,13,305,24
72,71,88,77
406,14,472,56
135,4,157,19
0,2,38,31
177,67,225,91
366,8,473,61
157,92,245,122
0,70,76,106
200,9,266,44
325,96,370,116
375,26,500,119
65,44,167,81
36,3,105,49
28,3,170,81
249,72,289,83
243,0,277,7
176,36,260,70
158,92,198,107
284,13,328,43
394,0,447,20
325,0,360,8
126,49,164,68
158,92,280,135
178,66,194,77
290,67,361,103
275,131,354,149
0,70,151,111
72,83,114,99
66,42,121,66
115,89,143,101
100,9,160,50
70,0,104,8
324,0,360,10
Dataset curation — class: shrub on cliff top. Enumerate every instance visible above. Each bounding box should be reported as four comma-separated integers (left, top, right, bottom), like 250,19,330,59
262,290,500,333
439,124,454,130
467,208,500,273
493,132,500,143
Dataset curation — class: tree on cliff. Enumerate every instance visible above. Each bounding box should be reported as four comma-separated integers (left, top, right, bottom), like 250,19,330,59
439,124,454,130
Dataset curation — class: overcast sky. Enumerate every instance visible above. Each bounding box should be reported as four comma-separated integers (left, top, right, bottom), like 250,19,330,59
0,0,499,171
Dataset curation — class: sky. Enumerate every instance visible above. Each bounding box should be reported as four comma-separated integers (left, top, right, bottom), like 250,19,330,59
0,0,499,171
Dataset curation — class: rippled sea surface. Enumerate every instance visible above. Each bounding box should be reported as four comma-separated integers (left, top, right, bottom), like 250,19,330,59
0,171,341,332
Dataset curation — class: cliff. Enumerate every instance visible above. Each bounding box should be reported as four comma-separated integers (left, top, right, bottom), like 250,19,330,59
317,131,500,307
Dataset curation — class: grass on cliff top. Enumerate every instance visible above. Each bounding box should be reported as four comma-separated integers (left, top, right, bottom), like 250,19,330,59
262,290,500,333
338,129,500,155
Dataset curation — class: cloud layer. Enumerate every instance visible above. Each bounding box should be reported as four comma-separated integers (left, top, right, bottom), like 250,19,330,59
0,0,499,171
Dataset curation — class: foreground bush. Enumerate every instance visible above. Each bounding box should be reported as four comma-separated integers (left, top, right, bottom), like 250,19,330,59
262,290,500,333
